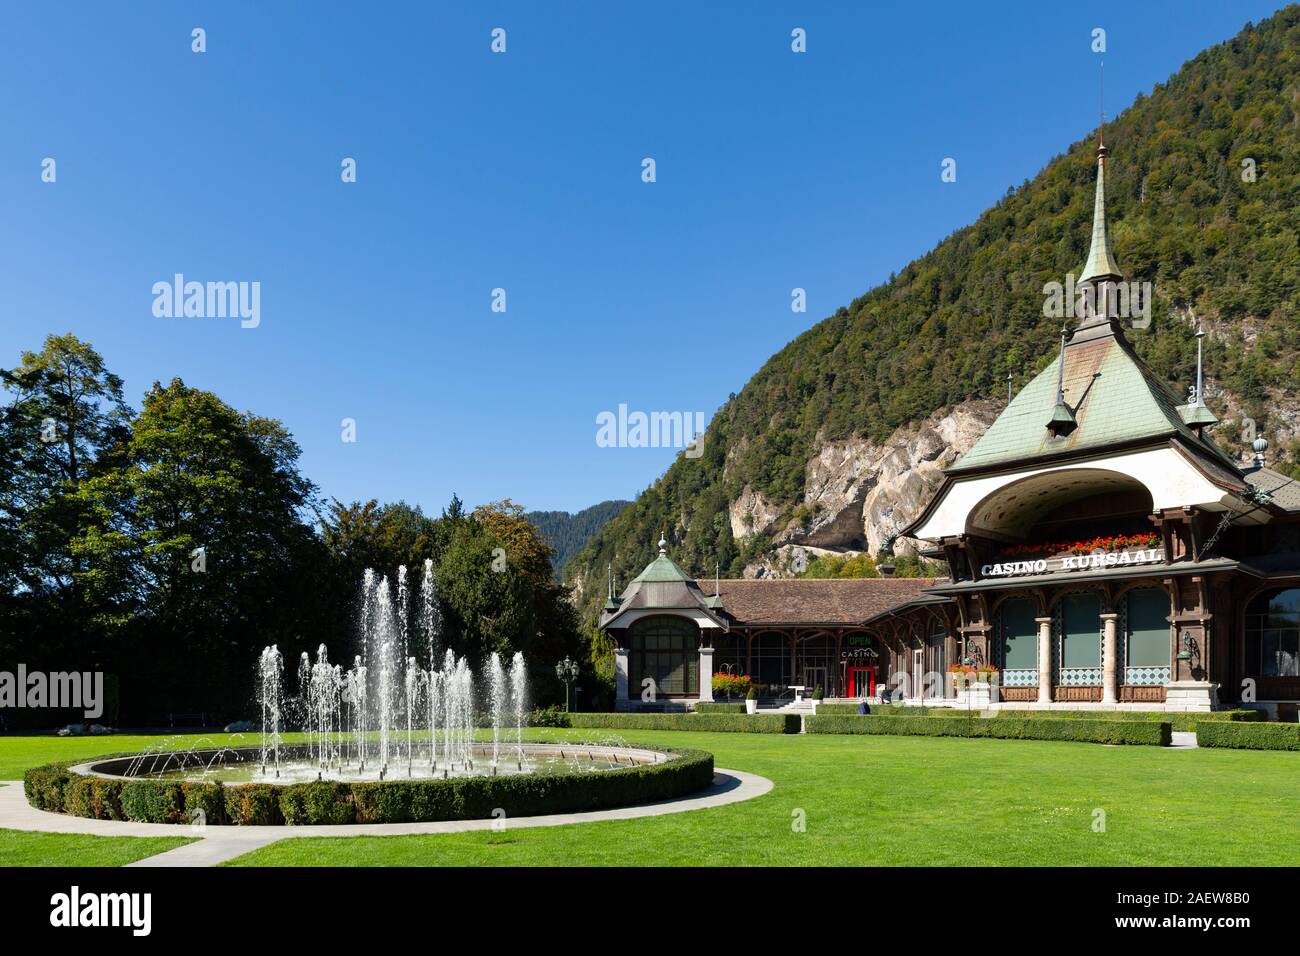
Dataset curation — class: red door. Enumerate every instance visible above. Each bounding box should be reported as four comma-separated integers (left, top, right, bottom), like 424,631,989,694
848,666,875,698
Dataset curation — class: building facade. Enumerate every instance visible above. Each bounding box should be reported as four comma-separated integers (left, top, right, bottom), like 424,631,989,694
601,134,1300,717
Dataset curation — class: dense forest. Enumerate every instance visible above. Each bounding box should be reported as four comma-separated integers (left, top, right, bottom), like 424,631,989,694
525,500,631,577
569,8,1300,627
0,335,588,725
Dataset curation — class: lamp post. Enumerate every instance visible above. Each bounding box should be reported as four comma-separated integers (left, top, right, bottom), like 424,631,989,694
555,656,580,713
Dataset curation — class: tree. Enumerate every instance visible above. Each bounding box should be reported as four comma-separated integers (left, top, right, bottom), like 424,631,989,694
0,333,130,596
73,378,321,716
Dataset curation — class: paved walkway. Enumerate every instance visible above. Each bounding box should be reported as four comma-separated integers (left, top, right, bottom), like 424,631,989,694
0,768,773,867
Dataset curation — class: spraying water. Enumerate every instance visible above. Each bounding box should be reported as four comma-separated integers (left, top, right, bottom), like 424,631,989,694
509,652,528,767
253,566,541,782
258,645,284,772
487,653,506,767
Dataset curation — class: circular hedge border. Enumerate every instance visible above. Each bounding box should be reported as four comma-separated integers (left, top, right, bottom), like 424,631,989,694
23,745,715,826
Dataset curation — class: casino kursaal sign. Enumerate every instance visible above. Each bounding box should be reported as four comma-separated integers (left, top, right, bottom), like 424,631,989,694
980,548,1163,579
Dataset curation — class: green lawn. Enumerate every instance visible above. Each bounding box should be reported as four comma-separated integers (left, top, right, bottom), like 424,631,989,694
0,730,272,780
0,829,194,866
4,728,1299,867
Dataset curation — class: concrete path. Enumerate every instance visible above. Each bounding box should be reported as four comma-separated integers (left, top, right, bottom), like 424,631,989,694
0,768,773,866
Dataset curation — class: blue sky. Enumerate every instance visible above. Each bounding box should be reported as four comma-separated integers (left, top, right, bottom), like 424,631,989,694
0,1,1286,515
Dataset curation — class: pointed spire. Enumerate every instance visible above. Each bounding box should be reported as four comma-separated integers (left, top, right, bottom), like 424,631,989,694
714,562,720,597
657,533,667,557
1182,323,1219,431
1079,68,1123,287
1047,325,1077,435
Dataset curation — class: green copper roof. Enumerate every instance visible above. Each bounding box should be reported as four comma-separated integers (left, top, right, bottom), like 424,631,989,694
631,553,695,584
951,325,1233,473
1181,403,1220,427
1078,148,1123,283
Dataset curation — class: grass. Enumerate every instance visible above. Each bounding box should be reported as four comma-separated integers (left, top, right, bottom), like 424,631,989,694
0,829,194,866
4,727,1299,866
0,730,272,780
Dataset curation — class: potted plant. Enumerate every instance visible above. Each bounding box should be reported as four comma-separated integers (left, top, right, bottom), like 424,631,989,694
745,686,758,714
712,672,752,700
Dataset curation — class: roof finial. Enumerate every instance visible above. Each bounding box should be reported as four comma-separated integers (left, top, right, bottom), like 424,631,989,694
1047,324,1077,435
1079,66,1122,288
607,562,613,599
657,533,667,557
1181,319,1219,433
715,562,720,597
1099,60,1106,151
1195,324,1206,408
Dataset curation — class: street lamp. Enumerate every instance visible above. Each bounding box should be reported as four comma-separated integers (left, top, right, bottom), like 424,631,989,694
555,656,580,713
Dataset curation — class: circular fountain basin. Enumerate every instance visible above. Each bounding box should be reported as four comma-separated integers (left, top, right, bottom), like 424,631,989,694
74,743,674,785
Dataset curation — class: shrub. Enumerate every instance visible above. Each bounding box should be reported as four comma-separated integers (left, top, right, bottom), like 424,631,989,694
23,765,72,812
224,784,285,825
183,782,226,826
1197,722,1300,751
89,778,126,820
279,781,355,825
24,748,715,825
63,777,97,818
989,708,1262,733
527,706,571,728
694,702,746,714
805,714,1170,746
816,703,945,716
121,780,186,823
566,712,799,734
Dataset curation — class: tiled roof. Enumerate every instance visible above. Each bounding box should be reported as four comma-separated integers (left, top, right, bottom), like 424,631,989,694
706,577,948,626
951,322,1235,474
1244,467,1300,514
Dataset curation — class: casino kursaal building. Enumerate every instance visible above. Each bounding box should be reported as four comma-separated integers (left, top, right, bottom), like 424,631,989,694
603,134,1300,717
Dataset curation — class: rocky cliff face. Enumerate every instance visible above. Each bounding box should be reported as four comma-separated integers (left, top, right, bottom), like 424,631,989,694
738,399,1002,577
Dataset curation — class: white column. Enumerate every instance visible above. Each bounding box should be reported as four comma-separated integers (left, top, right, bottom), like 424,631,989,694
1036,616,1053,705
614,647,629,708
698,645,714,701
1101,612,1119,704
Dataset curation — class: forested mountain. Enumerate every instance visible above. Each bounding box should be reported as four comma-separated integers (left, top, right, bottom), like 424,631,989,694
525,501,631,577
568,7,1300,627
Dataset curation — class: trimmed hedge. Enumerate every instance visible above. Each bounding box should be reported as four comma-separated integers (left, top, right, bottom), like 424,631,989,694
817,703,951,716
121,779,186,823
23,746,715,826
989,708,1263,733
693,702,747,714
805,714,1171,746
815,704,1262,732
566,712,800,734
1197,721,1300,751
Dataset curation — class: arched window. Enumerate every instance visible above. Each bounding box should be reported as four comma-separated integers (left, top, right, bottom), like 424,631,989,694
1122,588,1170,685
629,616,699,697
997,597,1038,686
1058,591,1101,685
1245,589,1300,677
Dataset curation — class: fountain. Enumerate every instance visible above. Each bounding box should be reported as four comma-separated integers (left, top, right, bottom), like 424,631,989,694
232,566,548,783
43,564,714,827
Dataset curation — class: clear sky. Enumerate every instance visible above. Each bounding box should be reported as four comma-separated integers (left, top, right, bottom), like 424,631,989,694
0,1,1286,515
